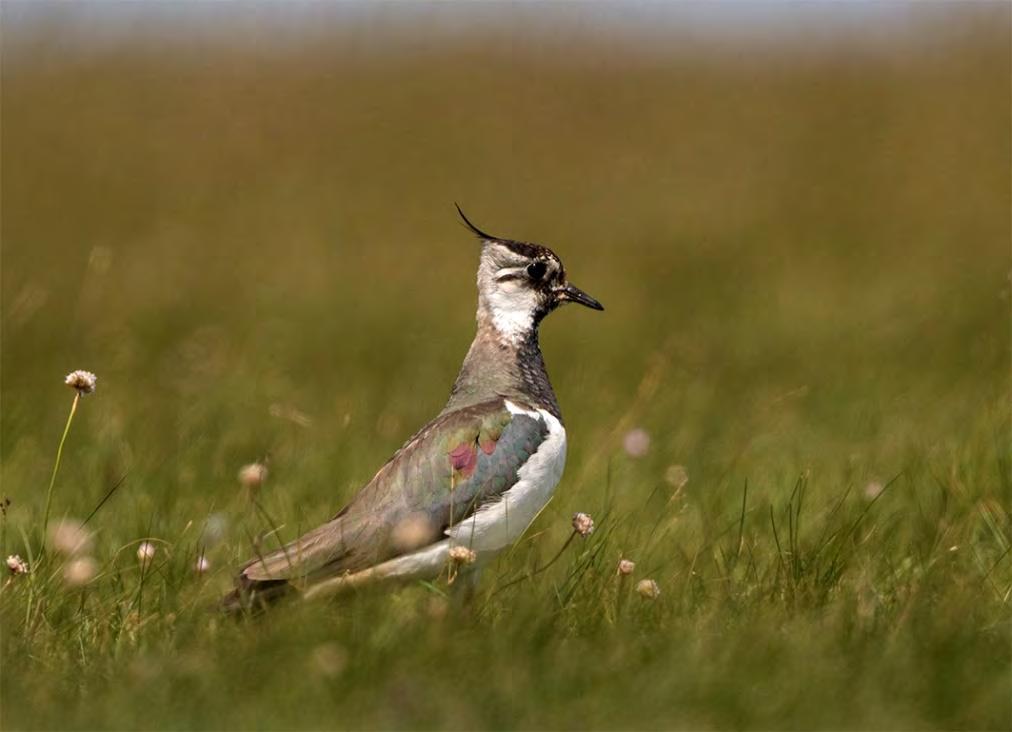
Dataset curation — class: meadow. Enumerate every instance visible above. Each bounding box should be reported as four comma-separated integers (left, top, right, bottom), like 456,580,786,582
1,6,1009,729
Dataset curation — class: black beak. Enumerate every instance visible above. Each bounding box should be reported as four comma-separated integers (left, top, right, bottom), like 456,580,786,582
558,283,604,311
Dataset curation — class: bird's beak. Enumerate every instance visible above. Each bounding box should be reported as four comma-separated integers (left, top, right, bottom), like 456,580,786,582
557,283,604,311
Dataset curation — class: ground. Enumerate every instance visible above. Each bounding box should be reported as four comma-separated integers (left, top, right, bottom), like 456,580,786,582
1,6,1009,730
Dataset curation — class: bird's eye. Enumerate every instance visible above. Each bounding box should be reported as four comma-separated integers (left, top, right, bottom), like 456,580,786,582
526,261,547,280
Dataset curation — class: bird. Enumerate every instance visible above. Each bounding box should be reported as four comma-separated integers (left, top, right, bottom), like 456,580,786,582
223,206,603,613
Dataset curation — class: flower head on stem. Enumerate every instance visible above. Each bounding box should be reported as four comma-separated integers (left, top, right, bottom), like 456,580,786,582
572,512,595,537
42,371,98,547
64,370,97,396
636,578,661,600
6,555,28,576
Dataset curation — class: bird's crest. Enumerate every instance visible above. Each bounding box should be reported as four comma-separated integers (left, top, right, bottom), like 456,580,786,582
455,203,501,242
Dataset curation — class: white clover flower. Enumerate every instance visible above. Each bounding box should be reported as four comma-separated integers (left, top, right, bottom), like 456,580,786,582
137,542,156,565
623,428,650,458
194,556,211,574
572,512,595,537
665,465,689,489
49,518,92,556
448,546,476,565
6,554,28,575
636,578,661,600
64,370,97,396
237,462,268,490
64,556,97,586
617,559,636,576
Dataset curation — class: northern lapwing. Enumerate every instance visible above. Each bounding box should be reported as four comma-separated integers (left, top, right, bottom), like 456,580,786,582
224,207,603,612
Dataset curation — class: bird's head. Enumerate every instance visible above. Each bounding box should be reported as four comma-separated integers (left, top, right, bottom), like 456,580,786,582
457,205,604,343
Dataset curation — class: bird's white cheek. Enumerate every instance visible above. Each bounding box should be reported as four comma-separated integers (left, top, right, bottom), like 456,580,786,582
487,287,537,343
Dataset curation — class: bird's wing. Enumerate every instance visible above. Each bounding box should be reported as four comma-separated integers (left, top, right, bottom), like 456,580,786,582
240,398,550,583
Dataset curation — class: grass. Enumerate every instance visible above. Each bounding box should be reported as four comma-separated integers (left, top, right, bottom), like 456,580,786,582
1,6,1010,730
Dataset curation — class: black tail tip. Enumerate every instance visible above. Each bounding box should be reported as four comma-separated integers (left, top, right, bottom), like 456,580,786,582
221,578,293,617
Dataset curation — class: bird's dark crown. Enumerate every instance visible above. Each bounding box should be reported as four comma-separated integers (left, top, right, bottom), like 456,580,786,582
455,203,560,263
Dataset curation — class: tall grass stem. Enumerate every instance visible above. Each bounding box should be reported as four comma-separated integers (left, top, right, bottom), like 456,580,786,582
41,393,80,548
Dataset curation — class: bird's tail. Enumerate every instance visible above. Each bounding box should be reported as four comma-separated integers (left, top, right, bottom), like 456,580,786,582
221,575,295,616
221,511,368,615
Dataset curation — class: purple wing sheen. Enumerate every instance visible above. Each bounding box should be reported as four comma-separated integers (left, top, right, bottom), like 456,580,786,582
449,442,478,479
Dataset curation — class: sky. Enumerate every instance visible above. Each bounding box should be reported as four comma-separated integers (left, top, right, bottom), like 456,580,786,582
3,1,978,52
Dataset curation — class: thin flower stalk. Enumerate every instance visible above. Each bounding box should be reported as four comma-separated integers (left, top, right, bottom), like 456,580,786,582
615,558,635,619
491,529,581,597
41,392,81,547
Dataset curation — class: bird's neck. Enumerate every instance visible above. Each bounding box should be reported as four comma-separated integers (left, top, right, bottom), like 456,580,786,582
443,308,562,420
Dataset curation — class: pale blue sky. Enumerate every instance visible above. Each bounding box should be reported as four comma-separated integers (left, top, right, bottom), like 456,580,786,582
3,1,975,49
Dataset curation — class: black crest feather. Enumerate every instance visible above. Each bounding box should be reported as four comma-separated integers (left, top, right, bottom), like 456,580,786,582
455,203,500,242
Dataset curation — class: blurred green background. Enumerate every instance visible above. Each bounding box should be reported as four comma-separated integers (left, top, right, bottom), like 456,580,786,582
2,3,1009,730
